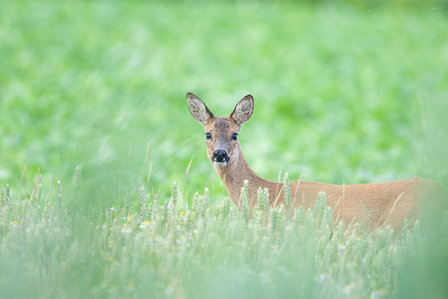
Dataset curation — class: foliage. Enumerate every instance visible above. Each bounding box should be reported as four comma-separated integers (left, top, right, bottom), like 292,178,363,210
1,179,447,298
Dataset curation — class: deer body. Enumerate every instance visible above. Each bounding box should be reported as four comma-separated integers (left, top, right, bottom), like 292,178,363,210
186,93,445,230
213,133,423,229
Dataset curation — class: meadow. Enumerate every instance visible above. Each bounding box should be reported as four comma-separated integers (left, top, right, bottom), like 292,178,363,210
1,0,448,298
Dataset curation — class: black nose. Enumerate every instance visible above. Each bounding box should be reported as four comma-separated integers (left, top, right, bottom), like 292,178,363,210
213,150,229,162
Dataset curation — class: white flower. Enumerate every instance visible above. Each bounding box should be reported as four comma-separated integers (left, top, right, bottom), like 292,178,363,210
338,243,346,251
139,221,152,229
121,226,132,234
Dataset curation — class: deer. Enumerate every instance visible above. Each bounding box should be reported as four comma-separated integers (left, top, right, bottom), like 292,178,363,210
186,92,446,230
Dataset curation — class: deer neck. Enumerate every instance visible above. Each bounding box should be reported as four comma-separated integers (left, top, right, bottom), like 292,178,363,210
213,145,277,207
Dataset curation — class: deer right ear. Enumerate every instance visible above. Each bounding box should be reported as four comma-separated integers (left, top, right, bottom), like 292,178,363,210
186,93,214,124
230,95,254,126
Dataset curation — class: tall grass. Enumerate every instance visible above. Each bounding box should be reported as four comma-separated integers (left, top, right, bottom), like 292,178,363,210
1,175,447,298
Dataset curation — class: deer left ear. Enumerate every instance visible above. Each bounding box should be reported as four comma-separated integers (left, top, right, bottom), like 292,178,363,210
186,93,214,125
230,95,254,125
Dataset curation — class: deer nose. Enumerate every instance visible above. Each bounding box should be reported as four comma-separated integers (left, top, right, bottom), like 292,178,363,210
213,150,229,163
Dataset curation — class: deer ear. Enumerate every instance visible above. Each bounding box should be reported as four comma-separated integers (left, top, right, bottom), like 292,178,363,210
186,93,214,124
230,95,254,125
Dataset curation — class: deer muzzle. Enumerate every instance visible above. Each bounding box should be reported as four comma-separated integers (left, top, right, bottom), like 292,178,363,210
212,150,230,167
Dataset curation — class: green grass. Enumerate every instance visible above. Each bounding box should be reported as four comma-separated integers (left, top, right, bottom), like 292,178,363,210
1,0,448,298
1,178,448,298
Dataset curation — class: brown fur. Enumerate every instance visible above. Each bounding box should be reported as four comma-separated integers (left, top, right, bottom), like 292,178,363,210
186,93,447,230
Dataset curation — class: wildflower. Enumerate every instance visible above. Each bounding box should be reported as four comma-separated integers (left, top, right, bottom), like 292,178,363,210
180,211,186,216
338,243,346,251
139,221,152,229
121,226,132,234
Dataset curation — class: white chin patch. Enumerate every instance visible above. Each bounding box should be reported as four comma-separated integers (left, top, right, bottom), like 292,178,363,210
213,161,227,168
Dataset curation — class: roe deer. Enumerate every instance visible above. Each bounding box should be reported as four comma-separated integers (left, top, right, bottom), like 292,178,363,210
186,93,446,230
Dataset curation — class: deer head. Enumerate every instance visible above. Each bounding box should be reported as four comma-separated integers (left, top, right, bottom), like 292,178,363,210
186,93,254,168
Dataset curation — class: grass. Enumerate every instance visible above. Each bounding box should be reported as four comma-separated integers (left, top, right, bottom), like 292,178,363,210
1,0,448,298
1,178,448,298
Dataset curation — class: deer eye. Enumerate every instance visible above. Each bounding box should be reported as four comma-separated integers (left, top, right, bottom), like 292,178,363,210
205,132,212,140
231,133,238,141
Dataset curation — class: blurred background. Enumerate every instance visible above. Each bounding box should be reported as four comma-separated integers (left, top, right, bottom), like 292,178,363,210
1,0,447,208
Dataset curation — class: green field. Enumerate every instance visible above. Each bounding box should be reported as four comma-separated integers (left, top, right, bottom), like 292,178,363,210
1,0,448,298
